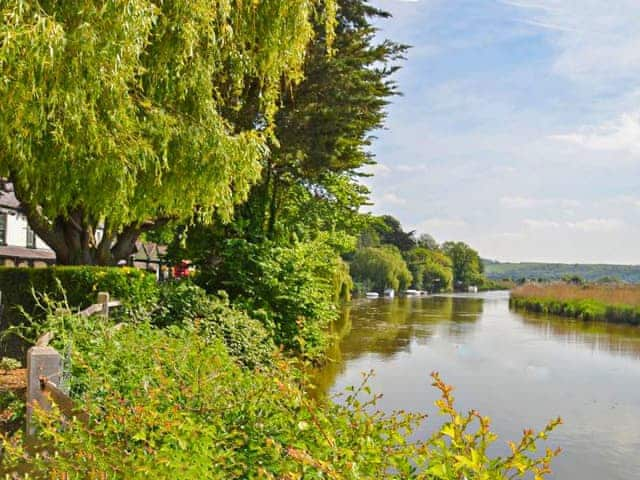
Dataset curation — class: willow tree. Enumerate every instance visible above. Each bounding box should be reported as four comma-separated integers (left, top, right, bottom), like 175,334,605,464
0,0,335,264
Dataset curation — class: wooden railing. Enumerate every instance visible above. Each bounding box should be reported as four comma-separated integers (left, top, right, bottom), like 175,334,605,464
25,292,120,435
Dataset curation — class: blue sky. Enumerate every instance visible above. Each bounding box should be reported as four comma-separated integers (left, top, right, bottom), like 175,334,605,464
363,0,640,263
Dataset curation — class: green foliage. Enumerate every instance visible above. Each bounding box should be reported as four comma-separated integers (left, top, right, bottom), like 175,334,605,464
195,236,345,359
510,296,640,325
373,215,416,253
0,266,157,313
406,247,453,292
0,314,561,479
228,1,407,242
416,233,439,251
442,241,484,290
154,282,275,368
0,390,23,437
350,245,412,293
423,373,561,479
0,357,20,371
0,0,336,264
0,266,158,358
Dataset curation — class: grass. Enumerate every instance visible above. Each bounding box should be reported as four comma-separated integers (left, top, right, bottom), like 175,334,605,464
510,283,640,325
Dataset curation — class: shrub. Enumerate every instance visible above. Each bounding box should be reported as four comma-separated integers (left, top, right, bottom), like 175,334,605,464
0,316,561,479
154,281,275,368
196,238,343,360
0,266,158,359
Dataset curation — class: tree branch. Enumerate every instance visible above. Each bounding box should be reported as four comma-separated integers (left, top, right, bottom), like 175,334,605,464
110,217,173,263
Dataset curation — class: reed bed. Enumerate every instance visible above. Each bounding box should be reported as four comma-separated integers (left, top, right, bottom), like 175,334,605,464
510,283,640,325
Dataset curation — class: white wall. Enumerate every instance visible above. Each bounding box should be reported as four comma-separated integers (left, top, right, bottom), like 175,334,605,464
4,212,52,250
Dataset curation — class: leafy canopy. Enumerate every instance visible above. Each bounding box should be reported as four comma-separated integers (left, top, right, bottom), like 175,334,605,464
350,245,412,292
442,241,484,288
0,0,335,230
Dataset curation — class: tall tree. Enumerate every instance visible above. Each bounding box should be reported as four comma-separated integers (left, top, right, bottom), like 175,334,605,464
374,215,416,253
406,247,452,292
0,0,335,264
351,245,412,292
416,233,439,251
229,0,407,241
442,241,484,289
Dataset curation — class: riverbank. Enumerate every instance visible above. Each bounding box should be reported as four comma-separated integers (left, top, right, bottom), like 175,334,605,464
510,283,640,325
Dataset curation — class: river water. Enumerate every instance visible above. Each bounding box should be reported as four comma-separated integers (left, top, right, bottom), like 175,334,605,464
314,291,640,479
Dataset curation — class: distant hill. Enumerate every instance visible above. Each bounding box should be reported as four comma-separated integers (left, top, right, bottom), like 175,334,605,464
482,260,640,283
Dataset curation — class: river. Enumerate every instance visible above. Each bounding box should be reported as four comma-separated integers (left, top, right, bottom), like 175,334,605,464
314,291,640,479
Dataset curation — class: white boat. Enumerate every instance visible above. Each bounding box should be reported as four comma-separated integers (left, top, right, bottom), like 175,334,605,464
404,289,420,296
468,286,478,293
365,292,379,299
383,288,395,298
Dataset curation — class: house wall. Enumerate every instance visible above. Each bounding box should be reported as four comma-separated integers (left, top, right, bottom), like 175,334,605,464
4,211,51,250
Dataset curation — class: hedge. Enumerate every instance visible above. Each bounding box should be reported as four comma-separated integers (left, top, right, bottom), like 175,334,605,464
0,266,158,360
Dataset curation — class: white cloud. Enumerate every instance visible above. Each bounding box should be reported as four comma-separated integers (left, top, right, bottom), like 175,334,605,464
500,196,581,209
608,196,640,208
379,192,407,206
361,163,391,176
516,19,577,33
416,218,467,229
501,196,544,208
523,219,561,229
551,112,640,155
523,218,623,233
396,164,429,173
567,218,624,233
489,232,526,240
504,0,640,84
412,218,468,240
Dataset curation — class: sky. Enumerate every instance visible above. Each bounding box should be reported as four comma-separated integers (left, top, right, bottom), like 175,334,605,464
362,0,640,264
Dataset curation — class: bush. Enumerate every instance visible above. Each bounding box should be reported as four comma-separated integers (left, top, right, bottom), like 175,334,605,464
0,316,561,479
154,281,275,368
0,267,158,359
196,238,343,360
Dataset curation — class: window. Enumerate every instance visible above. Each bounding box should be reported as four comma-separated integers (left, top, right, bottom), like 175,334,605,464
0,213,6,246
26,224,36,249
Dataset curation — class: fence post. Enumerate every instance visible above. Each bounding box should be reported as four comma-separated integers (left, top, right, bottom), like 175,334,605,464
26,346,62,437
97,291,110,318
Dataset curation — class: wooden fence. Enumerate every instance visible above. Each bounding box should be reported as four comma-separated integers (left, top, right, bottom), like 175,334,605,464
25,292,120,436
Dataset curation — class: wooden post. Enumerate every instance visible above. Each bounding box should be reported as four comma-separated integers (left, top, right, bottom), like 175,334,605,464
97,291,109,318
26,346,62,437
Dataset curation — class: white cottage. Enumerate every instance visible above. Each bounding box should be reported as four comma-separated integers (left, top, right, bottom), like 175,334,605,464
0,184,55,267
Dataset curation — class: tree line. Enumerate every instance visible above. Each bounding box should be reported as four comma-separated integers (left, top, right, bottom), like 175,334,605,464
349,215,486,294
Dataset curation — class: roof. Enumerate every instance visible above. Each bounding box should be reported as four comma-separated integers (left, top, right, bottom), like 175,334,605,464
0,246,56,261
0,183,20,210
133,241,167,261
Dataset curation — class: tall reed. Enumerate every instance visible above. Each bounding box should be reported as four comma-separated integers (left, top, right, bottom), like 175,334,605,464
511,283,640,325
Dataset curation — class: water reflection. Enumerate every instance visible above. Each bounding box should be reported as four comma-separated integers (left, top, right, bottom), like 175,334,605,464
518,311,640,361
314,292,640,479
314,295,483,396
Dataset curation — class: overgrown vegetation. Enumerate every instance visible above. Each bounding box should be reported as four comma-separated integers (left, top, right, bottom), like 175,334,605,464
511,283,640,324
0,298,561,478
0,267,158,359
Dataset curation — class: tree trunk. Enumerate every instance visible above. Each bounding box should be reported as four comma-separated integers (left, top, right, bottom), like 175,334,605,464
30,216,166,266
7,179,169,265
